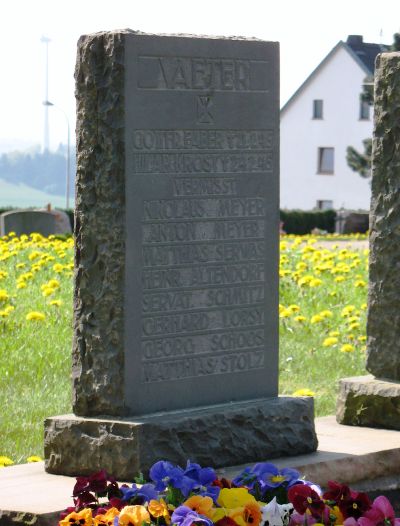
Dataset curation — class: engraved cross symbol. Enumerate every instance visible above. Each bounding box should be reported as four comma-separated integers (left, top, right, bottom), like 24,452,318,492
196,95,214,124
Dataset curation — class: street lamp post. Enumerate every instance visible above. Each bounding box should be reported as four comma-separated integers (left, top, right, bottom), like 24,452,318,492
43,100,71,209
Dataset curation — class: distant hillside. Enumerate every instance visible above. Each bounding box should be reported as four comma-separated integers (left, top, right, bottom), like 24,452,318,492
0,178,72,208
0,146,76,197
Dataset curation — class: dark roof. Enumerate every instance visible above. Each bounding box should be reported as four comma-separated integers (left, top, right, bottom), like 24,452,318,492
344,35,389,74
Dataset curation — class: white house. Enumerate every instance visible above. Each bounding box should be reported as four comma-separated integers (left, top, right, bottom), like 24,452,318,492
280,35,387,211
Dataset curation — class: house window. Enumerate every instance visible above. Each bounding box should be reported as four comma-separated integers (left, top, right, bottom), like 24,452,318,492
317,200,334,210
313,99,323,119
317,147,334,174
359,99,370,120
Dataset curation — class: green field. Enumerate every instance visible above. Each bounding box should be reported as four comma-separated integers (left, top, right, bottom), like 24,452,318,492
0,233,368,464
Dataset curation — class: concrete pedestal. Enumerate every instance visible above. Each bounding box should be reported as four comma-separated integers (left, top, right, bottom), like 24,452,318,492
44,396,317,479
336,375,400,429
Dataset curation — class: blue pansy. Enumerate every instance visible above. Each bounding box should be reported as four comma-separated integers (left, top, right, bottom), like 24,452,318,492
233,463,300,491
183,461,220,502
253,463,300,489
149,461,196,496
120,482,158,503
171,506,214,526
232,466,258,488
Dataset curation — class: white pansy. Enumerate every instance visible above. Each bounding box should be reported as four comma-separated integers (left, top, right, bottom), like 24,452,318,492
261,497,293,526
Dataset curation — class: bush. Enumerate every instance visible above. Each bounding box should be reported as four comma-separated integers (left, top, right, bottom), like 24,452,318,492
280,209,336,235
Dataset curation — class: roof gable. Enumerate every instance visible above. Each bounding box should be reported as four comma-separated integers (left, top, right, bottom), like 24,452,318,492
281,36,388,114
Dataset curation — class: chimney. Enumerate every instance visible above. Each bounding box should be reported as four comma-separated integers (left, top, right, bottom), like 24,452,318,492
347,35,363,46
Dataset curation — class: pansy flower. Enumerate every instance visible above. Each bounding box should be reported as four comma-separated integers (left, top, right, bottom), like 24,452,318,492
287,484,325,519
171,506,214,526
339,491,371,519
115,505,150,526
120,483,158,504
59,508,93,526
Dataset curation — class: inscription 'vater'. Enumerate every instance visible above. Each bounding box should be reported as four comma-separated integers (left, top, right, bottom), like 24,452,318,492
138,56,269,91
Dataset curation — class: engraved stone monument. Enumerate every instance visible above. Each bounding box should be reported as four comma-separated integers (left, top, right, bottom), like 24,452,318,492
44,30,317,479
337,52,400,428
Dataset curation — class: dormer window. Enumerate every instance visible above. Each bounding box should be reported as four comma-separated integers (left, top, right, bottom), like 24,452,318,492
359,98,370,120
313,99,323,119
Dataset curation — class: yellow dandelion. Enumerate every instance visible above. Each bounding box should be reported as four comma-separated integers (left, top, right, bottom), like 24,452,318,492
287,304,300,312
329,331,340,337
53,263,64,273
27,455,42,463
42,288,55,297
361,303,368,310
309,278,322,287
322,337,338,347
16,263,26,269
279,309,292,318
26,311,46,321
341,305,356,317
320,310,333,318
17,281,27,289
354,280,367,288
0,456,13,466
292,388,315,397
358,335,367,342
335,276,345,283
294,315,307,322
0,290,9,302
310,314,324,324
49,299,63,307
341,344,355,353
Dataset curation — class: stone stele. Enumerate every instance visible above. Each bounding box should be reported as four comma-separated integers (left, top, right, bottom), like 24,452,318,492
0,210,56,237
337,53,400,427
44,29,317,478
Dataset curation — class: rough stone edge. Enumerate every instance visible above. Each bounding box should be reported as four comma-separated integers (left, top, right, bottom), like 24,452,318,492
0,510,58,526
44,397,317,479
367,52,400,380
82,28,271,42
73,31,126,416
336,375,400,428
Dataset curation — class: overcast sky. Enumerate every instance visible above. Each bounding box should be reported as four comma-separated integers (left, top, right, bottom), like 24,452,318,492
1,0,400,151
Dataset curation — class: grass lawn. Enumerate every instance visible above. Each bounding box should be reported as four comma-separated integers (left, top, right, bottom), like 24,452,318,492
0,233,368,464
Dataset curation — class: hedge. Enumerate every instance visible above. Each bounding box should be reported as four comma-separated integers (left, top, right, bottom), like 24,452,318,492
280,209,336,235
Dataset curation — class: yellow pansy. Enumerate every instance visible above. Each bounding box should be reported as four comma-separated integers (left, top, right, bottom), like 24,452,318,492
118,506,150,526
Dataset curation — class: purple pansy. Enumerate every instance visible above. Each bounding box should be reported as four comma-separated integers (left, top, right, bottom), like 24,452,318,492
171,506,214,526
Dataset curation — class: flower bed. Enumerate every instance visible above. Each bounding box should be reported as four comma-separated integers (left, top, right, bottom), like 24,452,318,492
59,460,399,526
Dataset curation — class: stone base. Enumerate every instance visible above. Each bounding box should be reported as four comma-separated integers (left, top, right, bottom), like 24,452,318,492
44,396,317,479
337,375,400,429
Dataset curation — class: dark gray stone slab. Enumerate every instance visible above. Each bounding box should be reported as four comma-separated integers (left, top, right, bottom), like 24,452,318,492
73,30,280,417
337,375,400,429
0,210,56,237
44,396,317,479
367,52,400,380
